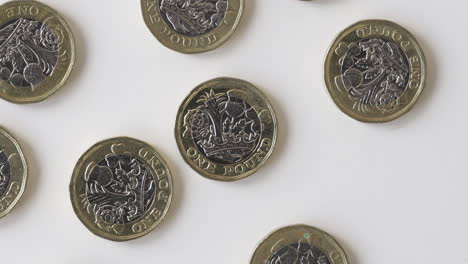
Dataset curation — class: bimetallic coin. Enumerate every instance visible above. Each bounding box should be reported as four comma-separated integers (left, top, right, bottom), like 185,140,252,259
251,225,348,264
0,0,75,104
324,19,426,122
175,77,277,181
141,0,243,53
0,127,27,219
69,137,173,241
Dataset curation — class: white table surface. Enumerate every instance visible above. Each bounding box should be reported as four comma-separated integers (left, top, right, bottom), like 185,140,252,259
1,0,466,263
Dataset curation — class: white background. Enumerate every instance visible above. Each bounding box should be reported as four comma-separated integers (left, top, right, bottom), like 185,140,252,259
0,0,467,263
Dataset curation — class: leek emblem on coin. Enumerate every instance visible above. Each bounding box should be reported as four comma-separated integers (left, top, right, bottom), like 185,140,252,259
175,77,277,181
141,0,244,53
250,225,348,264
324,19,426,122
0,127,27,219
70,137,173,241
0,0,75,103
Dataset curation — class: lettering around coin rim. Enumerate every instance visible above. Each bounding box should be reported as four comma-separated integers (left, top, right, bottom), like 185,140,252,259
175,77,278,181
324,19,426,122
141,0,244,54
0,126,27,219
250,225,348,264
69,137,173,241
0,0,75,104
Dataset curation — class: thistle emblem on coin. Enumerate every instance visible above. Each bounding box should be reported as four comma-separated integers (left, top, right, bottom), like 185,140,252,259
82,146,156,225
0,150,11,197
340,38,410,114
159,0,228,36
0,18,59,88
183,89,262,164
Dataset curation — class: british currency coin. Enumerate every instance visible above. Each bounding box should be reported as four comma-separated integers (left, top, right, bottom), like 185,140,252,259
69,137,173,241
141,0,243,54
250,225,348,264
175,77,277,181
0,127,27,219
0,0,75,104
324,19,426,122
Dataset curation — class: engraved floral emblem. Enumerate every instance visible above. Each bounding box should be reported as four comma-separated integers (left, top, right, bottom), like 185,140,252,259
159,0,227,36
268,241,331,264
0,150,11,197
82,145,156,224
183,89,263,164
0,18,59,88
339,38,410,113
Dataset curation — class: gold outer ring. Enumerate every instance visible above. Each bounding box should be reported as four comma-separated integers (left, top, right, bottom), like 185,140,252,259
175,77,278,181
141,0,244,54
324,19,426,122
0,126,27,219
0,0,75,104
250,224,349,264
69,137,173,241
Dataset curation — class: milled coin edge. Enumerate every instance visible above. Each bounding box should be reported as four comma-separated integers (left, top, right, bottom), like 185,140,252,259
69,136,174,242
140,0,244,54
0,126,28,219
249,224,349,264
0,0,76,104
323,19,427,123
174,77,278,182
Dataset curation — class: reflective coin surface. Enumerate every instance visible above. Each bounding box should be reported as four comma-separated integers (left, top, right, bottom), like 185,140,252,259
251,225,348,264
0,127,27,219
175,77,277,181
141,0,243,53
69,137,173,241
324,19,426,122
0,0,75,104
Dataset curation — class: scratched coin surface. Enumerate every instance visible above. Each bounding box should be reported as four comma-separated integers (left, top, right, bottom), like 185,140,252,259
0,127,27,219
324,19,426,122
175,77,277,181
69,137,173,241
141,0,243,53
0,0,75,104
250,225,348,264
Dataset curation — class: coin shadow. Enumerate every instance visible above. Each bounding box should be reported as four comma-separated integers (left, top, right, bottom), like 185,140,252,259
125,150,185,245
0,132,40,227
379,31,438,128
334,235,360,264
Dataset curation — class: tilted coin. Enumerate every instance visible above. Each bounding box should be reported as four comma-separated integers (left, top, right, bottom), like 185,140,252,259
0,127,27,219
324,19,426,122
251,225,348,264
69,137,173,241
175,77,277,181
0,0,75,104
141,0,243,53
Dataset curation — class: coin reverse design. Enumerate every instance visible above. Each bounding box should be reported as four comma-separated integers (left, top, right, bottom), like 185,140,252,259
141,0,244,53
175,77,277,181
70,137,173,241
0,0,75,103
250,225,348,264
324,19,426,122
0,127,27,219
